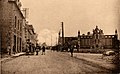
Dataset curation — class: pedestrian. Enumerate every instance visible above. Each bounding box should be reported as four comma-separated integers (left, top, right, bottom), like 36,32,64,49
29,43,32,53
32,44,35,55
26,44,29,55
70,45,74,57
36,44,40,55
7,45,11,55
42,46,45,55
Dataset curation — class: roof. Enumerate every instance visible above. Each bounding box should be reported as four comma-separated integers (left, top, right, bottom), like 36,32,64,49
8,0,25,19
27,25,35,34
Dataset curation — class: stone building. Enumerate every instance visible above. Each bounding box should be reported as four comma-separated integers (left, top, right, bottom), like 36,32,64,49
25,24,38,46
78,26,118,49
21,21,38,52
22,21,28,51
27,25,37,45
0,0,25,54
58,26,118,51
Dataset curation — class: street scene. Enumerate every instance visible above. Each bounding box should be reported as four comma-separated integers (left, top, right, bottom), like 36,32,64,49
0,50,117,74
0,0,120,74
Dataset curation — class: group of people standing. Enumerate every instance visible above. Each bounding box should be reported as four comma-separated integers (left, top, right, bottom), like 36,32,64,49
35,44,46,55
26,43,46,55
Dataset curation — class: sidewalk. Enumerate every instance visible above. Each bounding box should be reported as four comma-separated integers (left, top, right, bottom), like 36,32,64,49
0,52,25,62
73,53,116,70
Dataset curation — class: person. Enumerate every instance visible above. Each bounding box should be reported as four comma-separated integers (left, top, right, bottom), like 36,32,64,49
7,45,11,55
42,46,45,55
32,44,35,55
36,44,40,55
76,44,79,52
29,43,32,53
70,45,74,57
26,44,29,55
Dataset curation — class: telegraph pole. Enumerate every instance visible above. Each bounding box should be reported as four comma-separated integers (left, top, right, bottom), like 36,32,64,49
51,35,52,47
56,37,57,45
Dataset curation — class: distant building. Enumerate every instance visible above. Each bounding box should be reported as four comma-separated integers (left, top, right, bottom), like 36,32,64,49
28,25,37,44
22,22,38,52
0,0,25,54
58,26,118,50
25,24,38,45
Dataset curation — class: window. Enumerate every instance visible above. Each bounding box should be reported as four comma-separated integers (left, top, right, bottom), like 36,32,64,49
20,21,22,31
15,16,17,28
18,20,19,30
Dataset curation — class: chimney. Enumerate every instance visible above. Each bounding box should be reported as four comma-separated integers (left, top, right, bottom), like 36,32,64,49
61,22,64,46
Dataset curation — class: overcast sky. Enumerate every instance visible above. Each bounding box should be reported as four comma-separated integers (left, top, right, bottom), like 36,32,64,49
21,0,119,45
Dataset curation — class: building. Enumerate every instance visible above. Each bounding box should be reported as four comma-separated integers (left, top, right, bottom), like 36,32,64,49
26,24,38,44
22,24,38,52
0,0,25,54
22,20,28,51
58,26,118,51
79,26,118,49
27,25,37,45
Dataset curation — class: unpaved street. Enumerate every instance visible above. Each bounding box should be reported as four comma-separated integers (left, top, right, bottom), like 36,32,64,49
1,50,112,74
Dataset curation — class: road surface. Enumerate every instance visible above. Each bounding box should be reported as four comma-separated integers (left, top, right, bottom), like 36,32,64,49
1,50,113,74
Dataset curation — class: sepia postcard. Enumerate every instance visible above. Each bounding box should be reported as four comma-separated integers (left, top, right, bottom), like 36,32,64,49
0,0,120,74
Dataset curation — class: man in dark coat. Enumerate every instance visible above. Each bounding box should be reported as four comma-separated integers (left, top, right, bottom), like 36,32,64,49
26,44,29,55
42,46,45,55
70,45,74,57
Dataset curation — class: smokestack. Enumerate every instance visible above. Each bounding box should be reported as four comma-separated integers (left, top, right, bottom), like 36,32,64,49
61,22,64,46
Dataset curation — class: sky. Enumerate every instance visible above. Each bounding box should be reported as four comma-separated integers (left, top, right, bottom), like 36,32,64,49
21,0,120,45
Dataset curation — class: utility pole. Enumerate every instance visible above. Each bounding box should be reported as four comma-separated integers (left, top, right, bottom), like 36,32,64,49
51,35,52,47
56,37,57,45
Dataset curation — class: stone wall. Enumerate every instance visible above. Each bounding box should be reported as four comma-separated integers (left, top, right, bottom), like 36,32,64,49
0,0,24,54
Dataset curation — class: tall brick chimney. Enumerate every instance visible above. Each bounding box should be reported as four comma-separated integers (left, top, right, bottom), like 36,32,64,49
61,22,64,46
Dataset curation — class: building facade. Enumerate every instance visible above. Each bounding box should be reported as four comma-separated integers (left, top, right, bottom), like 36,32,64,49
58,26,118,51
78,26,118,49
0,0,24,54
27,25,37,45
23,24,38,52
